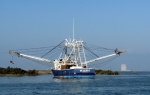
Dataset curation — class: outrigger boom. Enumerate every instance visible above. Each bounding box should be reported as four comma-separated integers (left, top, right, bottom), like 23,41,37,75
9,50,53,63
9,48,126,65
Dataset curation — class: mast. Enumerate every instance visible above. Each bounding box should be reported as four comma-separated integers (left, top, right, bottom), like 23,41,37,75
72,18,77,64
73,18,74,41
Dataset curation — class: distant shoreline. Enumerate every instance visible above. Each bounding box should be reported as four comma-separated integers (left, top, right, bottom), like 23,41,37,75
0,70,51,77
0,67,51,77
0,67,119,77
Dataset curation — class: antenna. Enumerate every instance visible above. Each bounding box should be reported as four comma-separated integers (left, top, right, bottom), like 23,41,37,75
73,18,74,40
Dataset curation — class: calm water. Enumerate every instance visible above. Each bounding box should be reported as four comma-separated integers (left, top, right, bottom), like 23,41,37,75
0,72,150,95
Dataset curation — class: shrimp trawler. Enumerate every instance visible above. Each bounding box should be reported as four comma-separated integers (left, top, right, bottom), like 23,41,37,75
9,39,126,78
9,22,126,78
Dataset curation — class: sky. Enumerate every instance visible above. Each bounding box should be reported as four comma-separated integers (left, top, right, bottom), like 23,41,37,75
0,0,150,71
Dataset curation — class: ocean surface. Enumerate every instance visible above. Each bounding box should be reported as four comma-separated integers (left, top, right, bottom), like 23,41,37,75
0,71,150,95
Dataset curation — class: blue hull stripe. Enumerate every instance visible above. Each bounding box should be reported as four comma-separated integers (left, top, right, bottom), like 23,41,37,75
52,68,95,78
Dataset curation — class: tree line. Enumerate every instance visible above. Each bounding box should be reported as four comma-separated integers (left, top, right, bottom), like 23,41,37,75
0,66,38,75
0,67,119,76
95,69,119,75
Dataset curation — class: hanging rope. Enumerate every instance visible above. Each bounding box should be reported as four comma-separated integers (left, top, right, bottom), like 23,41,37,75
10,55,14,64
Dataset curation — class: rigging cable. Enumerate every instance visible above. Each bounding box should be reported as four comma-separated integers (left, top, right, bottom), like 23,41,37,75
41,40,65,58
83,46,99,58
19,55,52,67
14,46,55,52
97,56,118,67
85,43,114,52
